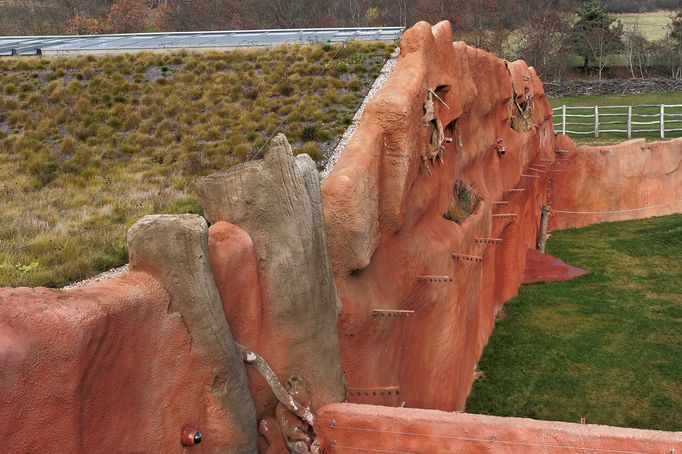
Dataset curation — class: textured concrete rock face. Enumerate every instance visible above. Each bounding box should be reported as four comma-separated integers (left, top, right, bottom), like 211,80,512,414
314,403,682,453
127,214,258,452
0,217,258,453
550,136,682,230
322,21,556,410
196,135,345,431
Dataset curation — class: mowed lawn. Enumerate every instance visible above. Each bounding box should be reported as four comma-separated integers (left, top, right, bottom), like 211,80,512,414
0,42,394,287
466,214,682,431
550,90,682,145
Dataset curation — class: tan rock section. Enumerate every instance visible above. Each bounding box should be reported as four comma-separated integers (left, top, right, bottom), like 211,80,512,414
196,135,345,427
127,214,258,451
0,214,257,453
315,403,682,453
550,136,682,230
322,21,556,410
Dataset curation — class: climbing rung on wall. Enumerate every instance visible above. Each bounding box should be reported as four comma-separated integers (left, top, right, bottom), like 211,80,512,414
532,163,546,168
416,276,453,282
556,149,569,154
521,174,540,178
451,253,483,263
475,238,502,244
492,200,508,206
346,386,400,397
539,159,552,163
492,213,518,219
372,309,415,318
529,167,546,173
504,188,525,193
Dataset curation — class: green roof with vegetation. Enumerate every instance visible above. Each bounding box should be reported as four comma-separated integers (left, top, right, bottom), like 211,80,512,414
0,42,395,287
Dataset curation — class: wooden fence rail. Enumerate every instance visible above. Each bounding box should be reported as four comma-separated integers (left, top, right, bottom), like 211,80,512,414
553,104,682,139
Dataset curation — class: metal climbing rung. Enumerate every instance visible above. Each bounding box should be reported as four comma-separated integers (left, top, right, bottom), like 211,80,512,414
504,188,525,193
539,159,552,163
475,238,502,244
451,253,483,262
532,163,546,168
347,386,400,397
556,149,569,154
372,309,415,318
492,201,508,206
529,167,546,173
416,276,453,282
521,174,540,178
492,213,518,219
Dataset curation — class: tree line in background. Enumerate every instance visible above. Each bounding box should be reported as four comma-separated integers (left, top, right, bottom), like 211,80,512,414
2,0,682,81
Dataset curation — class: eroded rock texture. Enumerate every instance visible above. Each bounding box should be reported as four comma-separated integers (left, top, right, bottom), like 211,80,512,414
0,215,257,453
322,21,556,410
196,134,345,449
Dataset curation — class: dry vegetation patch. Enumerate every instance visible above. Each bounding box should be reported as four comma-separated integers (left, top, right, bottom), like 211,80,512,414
0,42,394,287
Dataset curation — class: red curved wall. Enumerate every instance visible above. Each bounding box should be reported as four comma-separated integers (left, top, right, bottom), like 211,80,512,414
550,136,682,230
322,21,557,411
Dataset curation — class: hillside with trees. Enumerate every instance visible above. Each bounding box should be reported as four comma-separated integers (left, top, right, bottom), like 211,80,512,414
2,1,682,81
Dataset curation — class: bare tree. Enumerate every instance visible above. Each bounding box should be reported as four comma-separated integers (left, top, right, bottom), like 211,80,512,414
623,21,651,78
266,0,322,28
517,2,573,80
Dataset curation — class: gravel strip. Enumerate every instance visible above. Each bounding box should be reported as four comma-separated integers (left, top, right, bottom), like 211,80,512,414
62,264,129,290
321,47,400,180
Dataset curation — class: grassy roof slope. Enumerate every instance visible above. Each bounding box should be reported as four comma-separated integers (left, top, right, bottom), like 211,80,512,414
0,42,395,287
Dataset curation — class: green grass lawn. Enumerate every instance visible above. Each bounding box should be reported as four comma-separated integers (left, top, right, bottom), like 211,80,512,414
550,91,682,146
0,42,394,287
466,214,682,431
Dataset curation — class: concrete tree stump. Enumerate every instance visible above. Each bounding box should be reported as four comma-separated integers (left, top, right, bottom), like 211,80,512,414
195,134,345,415
128,214,257,453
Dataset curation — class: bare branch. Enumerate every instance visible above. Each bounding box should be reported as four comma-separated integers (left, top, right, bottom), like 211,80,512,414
235,342,315,427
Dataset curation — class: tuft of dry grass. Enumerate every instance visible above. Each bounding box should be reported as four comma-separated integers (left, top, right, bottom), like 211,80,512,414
0,42,396,287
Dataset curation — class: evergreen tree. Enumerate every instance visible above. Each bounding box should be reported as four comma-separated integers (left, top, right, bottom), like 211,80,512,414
571,0,624,79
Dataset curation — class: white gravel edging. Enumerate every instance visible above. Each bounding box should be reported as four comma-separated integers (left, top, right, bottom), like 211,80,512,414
321,47,400,180
62,264,129,289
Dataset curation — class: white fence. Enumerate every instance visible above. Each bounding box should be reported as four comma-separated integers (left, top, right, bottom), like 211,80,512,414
553,104,682,139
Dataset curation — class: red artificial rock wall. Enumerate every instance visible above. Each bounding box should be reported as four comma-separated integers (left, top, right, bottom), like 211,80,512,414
322,21,556,411
315,403,682,453
550,136,682,230
0,273,252,453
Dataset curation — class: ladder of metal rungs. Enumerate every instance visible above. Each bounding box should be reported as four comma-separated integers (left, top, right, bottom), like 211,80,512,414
372,309,415,318
347,386,400,397
521,174,540,179
416,276,453,283
492,213,518,220
475,238,502,244
451,253,483,263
